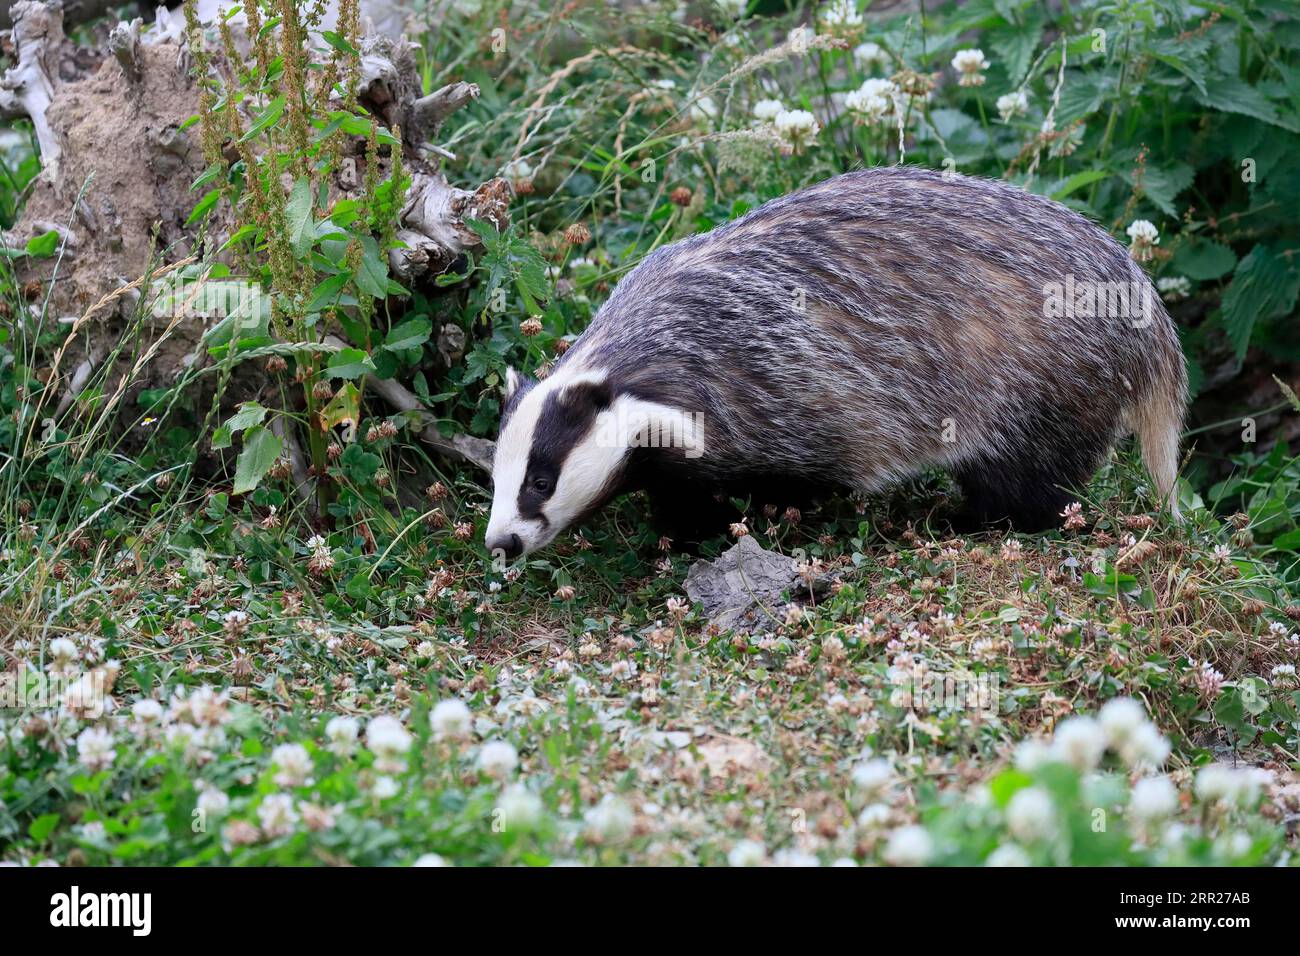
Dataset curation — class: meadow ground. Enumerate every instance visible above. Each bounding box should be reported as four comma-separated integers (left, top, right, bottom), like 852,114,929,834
1,449,1298,866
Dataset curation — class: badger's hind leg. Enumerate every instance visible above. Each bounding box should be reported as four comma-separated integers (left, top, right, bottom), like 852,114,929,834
951,430,1112,532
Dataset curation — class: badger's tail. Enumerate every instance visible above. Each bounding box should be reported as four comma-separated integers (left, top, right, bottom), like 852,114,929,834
1132,364,1187,522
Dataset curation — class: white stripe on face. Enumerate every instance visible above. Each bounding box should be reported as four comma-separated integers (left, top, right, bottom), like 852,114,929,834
485,368,608,556
487,368,706,558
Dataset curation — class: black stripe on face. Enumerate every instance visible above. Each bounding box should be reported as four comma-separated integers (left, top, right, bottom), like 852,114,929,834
517,380,613,524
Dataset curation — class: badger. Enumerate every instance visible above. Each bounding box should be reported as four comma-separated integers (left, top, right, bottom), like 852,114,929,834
485,166,1186,560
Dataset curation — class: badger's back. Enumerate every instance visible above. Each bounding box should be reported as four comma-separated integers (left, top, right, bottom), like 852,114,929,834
560,167,1186,520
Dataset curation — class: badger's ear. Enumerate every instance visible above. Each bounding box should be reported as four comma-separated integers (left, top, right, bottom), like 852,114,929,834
503,366,524,402
559,378,613,414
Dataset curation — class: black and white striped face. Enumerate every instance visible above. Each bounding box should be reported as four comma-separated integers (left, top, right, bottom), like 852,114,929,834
485,367,624,560
485,366,703,560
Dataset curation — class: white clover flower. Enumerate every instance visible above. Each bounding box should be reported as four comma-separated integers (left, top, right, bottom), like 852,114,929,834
652,78,677,91
49,637,78,664
270,743,313,787
996,90,1029,122
787,25,815,50
132,699,163,722
773,847,820,867
1119,721,1171,770
77,725,115,772
169,684,231,728
430,699,472,741
690,95,719,125
412,853,448,866
1014,737,1053,772
819,0,863,34
79,820,106,841
882,825,933,866
258,793,298,837
1194,764,1268,809
325,715,359,755
985,843,1031,867
952,48,989,86
1157,276,1191,301
1217,830,1254,861
774,109,821,152
1271,663,1298,686
857,803,892,829
751,98,785,123
365,715,412,772
853,41,887,71
477,740,519,778
1129,776,1179,822
305,534,327,550
503,157,533,185
1007,787,1056,843
727,838,767,867
197,787,230,817
498,783,544,831
845,78,898,124
1049,716,1106,772
850,757,895,795
1098,697,1147,747
1126,220,1160,261
1127,219,1160,243
585,794,634,842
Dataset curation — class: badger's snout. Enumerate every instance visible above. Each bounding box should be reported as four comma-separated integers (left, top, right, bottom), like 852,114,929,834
486,532,524,561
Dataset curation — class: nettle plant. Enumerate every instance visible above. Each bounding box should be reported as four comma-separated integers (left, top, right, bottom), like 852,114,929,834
182,0,409,509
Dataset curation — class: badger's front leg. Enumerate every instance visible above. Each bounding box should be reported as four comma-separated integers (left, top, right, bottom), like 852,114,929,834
639,473,742,550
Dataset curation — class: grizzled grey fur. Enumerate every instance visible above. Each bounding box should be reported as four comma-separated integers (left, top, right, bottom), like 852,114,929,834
485,166,1186,559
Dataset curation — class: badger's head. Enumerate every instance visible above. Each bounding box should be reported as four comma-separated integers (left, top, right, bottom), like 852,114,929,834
485,365,702,560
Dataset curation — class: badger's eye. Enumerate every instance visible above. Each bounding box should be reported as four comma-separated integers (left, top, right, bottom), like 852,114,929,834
531,477,552,494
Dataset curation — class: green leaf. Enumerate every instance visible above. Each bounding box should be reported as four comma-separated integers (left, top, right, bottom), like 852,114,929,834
1222,246,1300,359
988,15,1044,88
325,348,376,380
25,229,59,258
1268,528,1300,552
1172,240,1237,281
1150,53,1207,97
320,31,359,56
218,224,257,254
340,442,381,484
381,317,432,352
1198,77,1299,133
285,177,314,259
240,96,287,142
185,189,222,226
345,571,375,601
223,401,268,436
1049,169,1108,201
1127,162,1193,218
190,163,226,192
28,813,60,843
232,425,281,495
306,271,353,312
354,235,389,299
1214,688,1248,733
